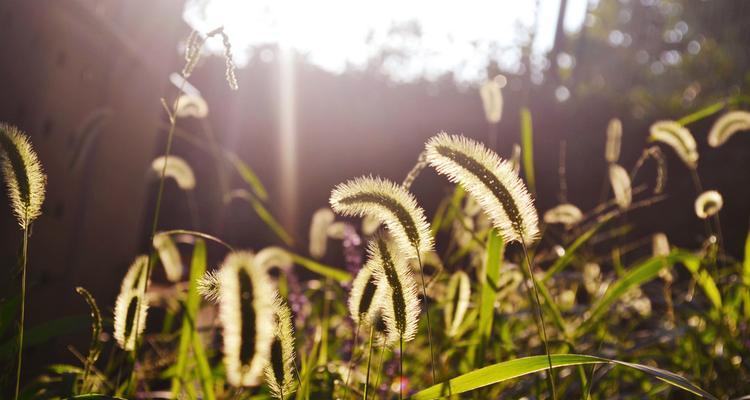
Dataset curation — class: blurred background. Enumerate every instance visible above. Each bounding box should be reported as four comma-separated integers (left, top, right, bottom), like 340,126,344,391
0,0,749,384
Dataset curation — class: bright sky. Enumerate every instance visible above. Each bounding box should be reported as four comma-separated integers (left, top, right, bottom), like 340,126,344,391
183,0,593,83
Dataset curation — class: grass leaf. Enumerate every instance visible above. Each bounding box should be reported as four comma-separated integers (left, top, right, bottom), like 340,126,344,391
289,253,351,282
410,354,715,399
520,107,535,194
475,229,504,367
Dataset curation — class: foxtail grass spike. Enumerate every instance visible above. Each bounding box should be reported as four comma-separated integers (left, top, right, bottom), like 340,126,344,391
219,251,275,387
479,77,503,124
151,155,196,190
255,246,294,274
264,296,297,399
608,164,632,210
708,110,750,147
153,232,184,282
348,261,382,326
425,132,539,244
174,94,209,119
402,151,428,190
330,175,434,259
509,143,521,175
113,255,150,351
652,232,670,257
368,235,421,345
0,123,46,228
309,208,335,259
444,271,471,337
649,120,698,168
695,190,723,219
543,203,583,228
605,118,622,163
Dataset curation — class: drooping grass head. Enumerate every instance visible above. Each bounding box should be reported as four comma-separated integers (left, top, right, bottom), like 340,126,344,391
219,251,275,387
425,132,539,245
0,123,46,229
330,175,433,259
113,255,150,351
264,296,297,399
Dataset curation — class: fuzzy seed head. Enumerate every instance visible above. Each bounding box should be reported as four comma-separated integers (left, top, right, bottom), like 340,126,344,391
330,176,433,259
694,190,723,219
708,110,750,147
425,132,539,244
113,255,150,351
652,232,670,257
479,77,503,124
264,296,297,399
309,208,335,259
175,94,209,119
219,251,275,387
255,246,294,276
0,123,46,228
151,155,196,190
605,118,623,163
153,232,184,282
649,120,698,168
543,203,584,227
608,164,632,210
444,270,471,337
348,261,381,325
368,236,421,344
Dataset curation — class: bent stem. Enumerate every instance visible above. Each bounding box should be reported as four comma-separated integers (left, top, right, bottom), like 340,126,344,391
363,323,375,400
14,223,29,400
415,251,437,383
521,242,557,400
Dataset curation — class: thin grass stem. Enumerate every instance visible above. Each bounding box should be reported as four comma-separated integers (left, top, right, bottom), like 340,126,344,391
343,321,361,400
521,242,557,400
372,344,386,400
415,251,437,383
363,323,375,400
14,222,28,400
399,334,403,400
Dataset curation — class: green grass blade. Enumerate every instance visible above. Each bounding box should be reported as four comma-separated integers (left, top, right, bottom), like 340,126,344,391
677,100,726,126
520,107,535,194
289,253,351,282
475,229,504,367
578,254,671,335
227,151,269,201
743,228,750,286
232,189,294,246
410,354,716,400
542,221,605,283
678,251,722,310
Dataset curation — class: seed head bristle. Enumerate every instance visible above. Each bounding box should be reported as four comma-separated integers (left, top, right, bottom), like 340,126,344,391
649,120,698,168
694,190,723,219
425,132,539,244
0,123,46,228
151,155,196,190
708,110,750,147
608,163,632,210
153,232,183,282
309,208,335,259
219,251,275,387
444,270,471,337
197,270,222,303
264,296,297,399
368,235,421,344
113,255,150,351
330,175,433,259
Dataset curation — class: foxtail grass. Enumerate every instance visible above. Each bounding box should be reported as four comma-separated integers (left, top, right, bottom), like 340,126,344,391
425,132,556,399
0,124,46,400
309,208,335,259
608,164,632,210
649,120,698,169
218,251,275,387
444,271,471,337
75,286,103,394
265,297,297,399
153,232,184,282
150,155,196,190
543,204,583,228
707,110,750,147
113,256,150,351
605,118,623,163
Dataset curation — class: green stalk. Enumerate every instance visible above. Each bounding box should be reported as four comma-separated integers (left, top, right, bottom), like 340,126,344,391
399,335,403,400
128,87,185,395
416,251,437,383
14,222,28,400
372,344,386,400
343,322,361,400
521,243,557,400
363,324,375,400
